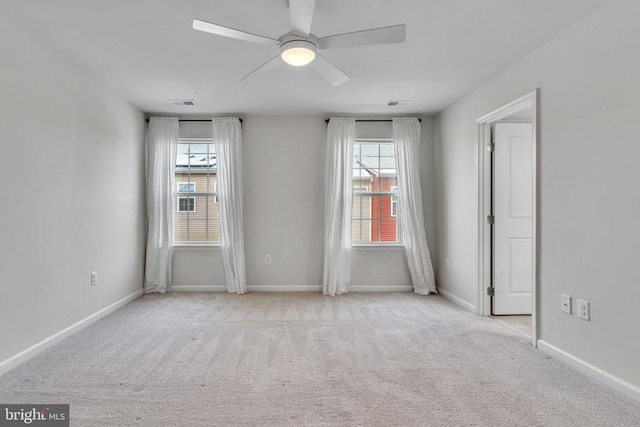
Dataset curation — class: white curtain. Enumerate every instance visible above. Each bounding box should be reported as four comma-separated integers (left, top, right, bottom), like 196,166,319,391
393,117,437,295
213,117,247,294
323,117,355,296
144,117,178,293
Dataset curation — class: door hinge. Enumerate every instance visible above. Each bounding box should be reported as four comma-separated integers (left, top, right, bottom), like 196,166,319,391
487,286,495,296
487,215,495,224
486,142,495,152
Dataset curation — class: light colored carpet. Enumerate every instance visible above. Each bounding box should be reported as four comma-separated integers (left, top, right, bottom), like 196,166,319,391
0,292,638,426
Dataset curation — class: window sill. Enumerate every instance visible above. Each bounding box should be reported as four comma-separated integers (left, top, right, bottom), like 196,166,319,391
172,244,221,251
352,244,405,251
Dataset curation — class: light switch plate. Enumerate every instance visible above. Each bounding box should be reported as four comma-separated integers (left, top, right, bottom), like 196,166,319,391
561,294,571,314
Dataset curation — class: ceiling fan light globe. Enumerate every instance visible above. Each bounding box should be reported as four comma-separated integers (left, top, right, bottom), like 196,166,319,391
282,47,316,66
279,39,318,66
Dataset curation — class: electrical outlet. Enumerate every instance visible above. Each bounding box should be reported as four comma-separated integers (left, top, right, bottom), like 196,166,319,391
91,271,98,286
577,299,590,320
561,294,571,314
445,259,450,270
264,255,272,265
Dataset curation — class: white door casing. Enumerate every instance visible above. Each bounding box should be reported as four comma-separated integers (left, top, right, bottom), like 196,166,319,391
493,123,533,315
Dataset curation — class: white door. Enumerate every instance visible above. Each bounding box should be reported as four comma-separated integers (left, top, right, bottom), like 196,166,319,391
493,123,533,315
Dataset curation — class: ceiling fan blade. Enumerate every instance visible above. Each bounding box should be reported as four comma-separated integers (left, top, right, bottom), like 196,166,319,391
240,56,283,82
193,19,279,45
318,24,406,50
289,0,316,37
310,55,350,87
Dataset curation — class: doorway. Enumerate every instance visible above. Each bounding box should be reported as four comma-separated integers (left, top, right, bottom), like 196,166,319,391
475,90,538,346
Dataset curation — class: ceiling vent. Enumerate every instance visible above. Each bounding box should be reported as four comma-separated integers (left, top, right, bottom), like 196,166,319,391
387,100,413,107
168,99,196,106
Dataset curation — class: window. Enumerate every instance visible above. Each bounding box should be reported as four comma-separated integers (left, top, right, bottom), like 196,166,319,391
177,183,196,212
174,140,220,244
178,182,195,192
352,141,400,244
390,186,398,217
178,197,196,212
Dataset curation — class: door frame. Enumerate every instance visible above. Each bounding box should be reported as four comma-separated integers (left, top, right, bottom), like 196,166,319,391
475,89,539,346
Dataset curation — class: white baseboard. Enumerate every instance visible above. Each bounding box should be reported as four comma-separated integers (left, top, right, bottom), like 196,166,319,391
173,285,324,292
437,287,476,313
173,285,323,292
0,289,143,376
248,285,323,292
537,340,640,402
172,285,227,292
172,285,414,293
247,285,412,293
349,285,413,292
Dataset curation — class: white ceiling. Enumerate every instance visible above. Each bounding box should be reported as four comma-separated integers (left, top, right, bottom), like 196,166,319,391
1,0,609,115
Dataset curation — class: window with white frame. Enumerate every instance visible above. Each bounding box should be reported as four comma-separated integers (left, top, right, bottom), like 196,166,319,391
174,140,220,244
352,140,401,244
177,182,196,212
390,186,398,217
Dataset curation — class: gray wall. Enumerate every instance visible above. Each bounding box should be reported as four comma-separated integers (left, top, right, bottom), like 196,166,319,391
173,116,437,291
0,15,146,364
436,0,640,388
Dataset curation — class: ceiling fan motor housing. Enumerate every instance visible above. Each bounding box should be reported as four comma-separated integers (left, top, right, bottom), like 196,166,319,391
278,33,319,66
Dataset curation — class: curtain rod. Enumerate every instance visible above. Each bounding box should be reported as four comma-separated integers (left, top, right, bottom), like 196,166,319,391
324,119,421,124
145,118,243,123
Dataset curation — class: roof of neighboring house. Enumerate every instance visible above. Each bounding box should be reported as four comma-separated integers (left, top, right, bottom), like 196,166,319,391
354,161,396,178
176,144,216,168
353,170,397,179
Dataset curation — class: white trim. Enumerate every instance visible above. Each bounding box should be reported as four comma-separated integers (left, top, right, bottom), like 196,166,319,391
352,194,396,199
349,285,412,292
248,285,323,292
172,191,216,197
172,244,221,250
437,287,476,313
538,340,640,403
352,244,404,250
172,285,227,292
475,89,539,347
172,285,415,293
476,92,535,123
0,289,143,375
491,119,532,124
174,168,217,175
475,120,492,317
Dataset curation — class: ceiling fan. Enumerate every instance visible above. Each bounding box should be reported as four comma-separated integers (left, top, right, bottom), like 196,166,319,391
192,0,406,86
